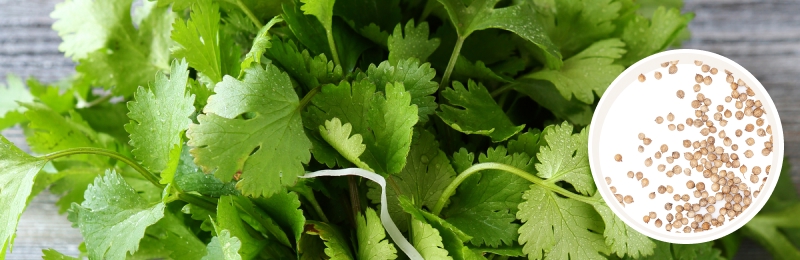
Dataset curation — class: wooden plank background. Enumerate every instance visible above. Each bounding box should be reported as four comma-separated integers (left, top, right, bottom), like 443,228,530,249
1,0,795,258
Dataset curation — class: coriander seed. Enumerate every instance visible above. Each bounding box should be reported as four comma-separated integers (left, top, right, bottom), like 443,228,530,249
645,158,653,167
655,71,662,80
711,68,718,74
638,74,646,82
746,138,755,146
639,145,644,153
745,124,754,132
703,76,713,85
642,178,650,187
694,60,703,66
677,90,685,99
636,171,644,180
644,138,653,145
650,192,656,199
624,195,634,204
615,154,622,162
693,84,701,92
655,219,663,228
695,74,703,83
669,65,678,74
702,64,710,72
656,116,664,124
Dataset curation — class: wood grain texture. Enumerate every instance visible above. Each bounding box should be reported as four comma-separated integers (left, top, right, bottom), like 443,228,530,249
1,0,795,258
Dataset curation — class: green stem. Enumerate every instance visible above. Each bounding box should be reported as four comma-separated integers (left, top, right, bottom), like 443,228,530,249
431,162,599,215
179,193,217,212
491,85,513,98
303,192,330,223
326,29,341,66
298,85,321,110
83,94,114,108
44,148,162,188
235,0,263,28
348,176,361,222
439,36,466,89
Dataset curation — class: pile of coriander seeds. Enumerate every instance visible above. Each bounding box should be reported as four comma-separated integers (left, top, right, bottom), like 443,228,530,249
606,59,775,234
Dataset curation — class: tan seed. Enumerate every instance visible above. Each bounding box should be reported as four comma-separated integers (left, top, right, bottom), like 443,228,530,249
638,74,646,82
697,182,706,191
660,144,668,153
682,194,690,202
650,192,656,199
614,154,622,162
702,64,710,72
735,111,744,120
683,140,691,148
753,166,762,175
727,74,734,83
693,84,701,92
636,171,643,180
611,186,617,193
704,76,713,85
655,71,662,80
668,124,676,131
627,171,634,178
638,145,644,153
746,138,755,146
726,96,733,102
747,88,755,96
695,74,703,83
644,215,651,223
767,125,772,134
687,181,695,189
669,65,678,74
756,118,764,126
711,68,718,74
645,158,653,167
762,148,771,156
667,185,674,193
666,203,673,210
757,128,766,137
605,177,611,185
656,116,664,124
678,124,685,131
745,150,754,158
677,90,685,99
624,195,634,204
658,164,666,172
740,165,748,174
745,124,754,132
736,101,743,109
694,60,703,66
735,129,743,137
674,194,681,201
751,174,758,183
642,178,650,187
644,138,652,145
655,151,662,159
655,219,663,228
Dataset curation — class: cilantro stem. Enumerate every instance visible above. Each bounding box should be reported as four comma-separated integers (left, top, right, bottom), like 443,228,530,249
326,29,341,66
440,36,466,89
298,85,321,110
490,85,512,98
43,147,162,188
301,191,330,223
42,147,218,212
431,162,599,215
235,0,264,28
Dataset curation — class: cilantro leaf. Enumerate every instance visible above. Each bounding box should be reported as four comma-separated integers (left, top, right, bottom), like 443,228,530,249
125,59,195,173
171,0,226,84
143,208,208,260
0,137,47,256
743,204,800,260
49,167,104,214
203,229,243,260
400,196,471,260
388,20,440,64
436,0,561,65
357,207,398,260
23,103,113,167
617,6,692,66
333,0,401,35
438,80,525,142
232,195,292,247
308,80,418,175
517,185,607,260
187,63,312,197
442,146,532,247
252,190,306,243
536,121,594,195
510,78,594,125
592,193,655,258
521,38,626,104
282,1,332,59
42,249,78,260
366,129,455,231
0,75,33,129
299,0,340,64
173,146,239,197
320,118,373,171
360,59,438,123
411,218,453,260
67,170,166,259
240,16,284,75
451,55,512,83
305,221,354,259
216,196,266,259
265,38,343,90
538,0,622,58
54,0,173,95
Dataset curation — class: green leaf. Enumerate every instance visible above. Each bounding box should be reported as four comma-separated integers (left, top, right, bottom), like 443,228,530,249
188,64,312,197
125,59,195,173
143,208,208,260
173,146,239,197
360,59,438,123
203,229,242,260
299,0,335,41
331,18,373,72
23,103,112,167
388,20,440,64
617,6,692,66
400,196,471,260
0,137,47,256
56,0,174,96
240,16,284,75
356,207,398,260
591,193,655,258
216,196,266,259
743,204,800,260
517,185,607,260
299,233,327,260
320,118,372,171
67,170,166,259
0,75,33,129
282,1,332,58
436,0,561,65
49,167,104,214
232,196,292,247
308,80,418,175
536,121,594,195
366,129,455,231
671,242,724,260
537,0,622,58
305,221,354,260
171,0,224,84
437,80,525,142
522,38,626,104
411,218,453,260
451,55,511,83
510,78,593,125
252,190,306,243
333,0,401,35
442,146,532,247
265,38,344,90
42,249,78,260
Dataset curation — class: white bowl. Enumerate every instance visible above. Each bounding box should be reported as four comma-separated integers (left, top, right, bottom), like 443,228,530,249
588,49,783,244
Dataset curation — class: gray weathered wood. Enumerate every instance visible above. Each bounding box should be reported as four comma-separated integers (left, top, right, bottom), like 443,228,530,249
1,0,796,258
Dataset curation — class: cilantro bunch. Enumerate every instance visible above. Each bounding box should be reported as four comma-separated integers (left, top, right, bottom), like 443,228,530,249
2,0,799,259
